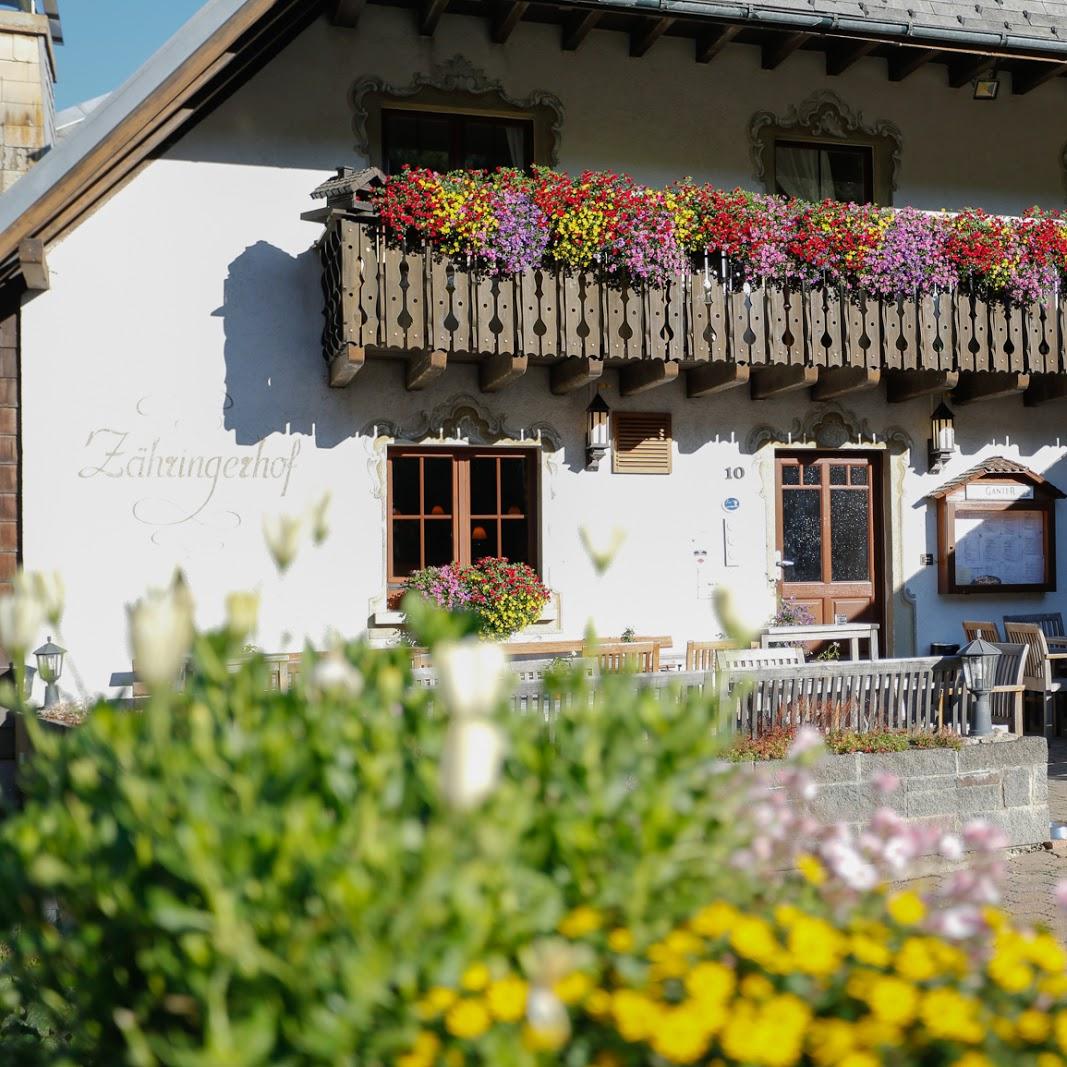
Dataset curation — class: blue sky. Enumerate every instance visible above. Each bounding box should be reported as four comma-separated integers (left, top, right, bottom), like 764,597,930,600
54,0,207,110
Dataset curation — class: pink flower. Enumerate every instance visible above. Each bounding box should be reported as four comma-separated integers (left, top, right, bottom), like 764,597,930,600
872,771,900,795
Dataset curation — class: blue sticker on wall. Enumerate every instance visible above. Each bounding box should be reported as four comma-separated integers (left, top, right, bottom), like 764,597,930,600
722,497,741,513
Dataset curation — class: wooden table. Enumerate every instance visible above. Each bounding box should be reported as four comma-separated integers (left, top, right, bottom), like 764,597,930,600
760,623,880,661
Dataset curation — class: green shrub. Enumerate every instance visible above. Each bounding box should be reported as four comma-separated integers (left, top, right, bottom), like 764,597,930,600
727,727,963,762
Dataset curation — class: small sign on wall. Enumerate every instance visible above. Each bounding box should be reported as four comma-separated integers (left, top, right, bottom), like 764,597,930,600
723,517,740,567
965,483,1034,502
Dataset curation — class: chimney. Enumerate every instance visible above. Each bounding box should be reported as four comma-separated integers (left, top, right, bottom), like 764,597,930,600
0,1,59,192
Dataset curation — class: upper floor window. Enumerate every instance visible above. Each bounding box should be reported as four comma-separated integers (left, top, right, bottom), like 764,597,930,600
382,108,534,173
774,140,873,204
387,446,538,582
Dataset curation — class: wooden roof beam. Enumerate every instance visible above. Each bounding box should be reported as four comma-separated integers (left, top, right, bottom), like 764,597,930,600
762,31,811,71
952,371,1030,404
17,238,47,293
419,0,449,36
695,24,740,63
885,369,958,402
948,54,994,89
619,359,679,396
491,0,528,43
550,356,604,395
1023,374,1067,407
630,16,674,58
330,0,366,27
406,349,447,391
750,365,818,400
480,354,528,392
811,367,880,401
1013,60,1067,95
562,9,600,51
887,47,940,81
329,344,365,387
826,38,878,77
686,361,749,398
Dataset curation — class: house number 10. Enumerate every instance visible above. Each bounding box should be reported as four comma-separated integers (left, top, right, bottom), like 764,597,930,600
724,466,745,480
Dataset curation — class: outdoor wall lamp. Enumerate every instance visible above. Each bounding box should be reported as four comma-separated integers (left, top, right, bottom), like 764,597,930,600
928,401,956,474
973,75,1000,100
586,393,611,471
959,637,1001,737
33,636,65,709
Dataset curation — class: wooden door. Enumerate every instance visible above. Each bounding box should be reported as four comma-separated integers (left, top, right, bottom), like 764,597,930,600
775,452,884,632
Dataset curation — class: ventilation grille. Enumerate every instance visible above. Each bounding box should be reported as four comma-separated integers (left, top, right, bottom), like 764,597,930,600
613,412,672,475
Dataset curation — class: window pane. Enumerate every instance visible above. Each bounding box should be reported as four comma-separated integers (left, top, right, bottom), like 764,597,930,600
392,457,420,515
831,489,870,582
501,518,530,564
829,464,848,485
781,465,800,486
424,457,452,516
803,465,821,486
470,457,498,516
826,147,871,205
392,520,421,577
470,520,498,561
782,489,822,583
774,144,822,201
461,119,528,170
424,519,453,567
500,458,528,516
383,111,451,173
850,465,869,486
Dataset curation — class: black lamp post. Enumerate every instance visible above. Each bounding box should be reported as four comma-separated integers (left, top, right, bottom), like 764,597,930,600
33,637,65,709
959,637,1001,737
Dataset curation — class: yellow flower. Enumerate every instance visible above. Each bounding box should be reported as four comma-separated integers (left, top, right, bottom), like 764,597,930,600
460,963,490,992
611,989,662,1042
607,928,634,953
1017,1010,1052,1044
690,901,737,938
553,972,592,1006
730,916,779,966
685,960,736,1005
920,988,983,1044
665,929,703,957
895,938,939,982
740,973,775,1001
1039,1054,1065,1067
807,1019,856,1066
886,890,927,926
853,1017,903,1049
1028,932,1067,973
797,853,827,886
988,954,1033,993
486,975,527,1022
445,998,492,1040
788,916,845,977
954,1055,993,1067
1055,1010,1067,1054
865,976,919,1026
650,1005,711,1063
416,986,457,1019
593,1054,624,1067
586,989,612,1019
850,934,891,968
838,1055,880,1067
558,906,603,939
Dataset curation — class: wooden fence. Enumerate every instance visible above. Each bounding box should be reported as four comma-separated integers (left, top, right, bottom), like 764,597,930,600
322,218,1067,379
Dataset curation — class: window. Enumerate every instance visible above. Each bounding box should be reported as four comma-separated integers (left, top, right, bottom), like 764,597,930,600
774,140,873,204
387,447,538,582
382,108,534,173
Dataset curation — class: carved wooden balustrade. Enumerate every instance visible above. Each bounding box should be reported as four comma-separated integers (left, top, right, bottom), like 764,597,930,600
319,215,1067,404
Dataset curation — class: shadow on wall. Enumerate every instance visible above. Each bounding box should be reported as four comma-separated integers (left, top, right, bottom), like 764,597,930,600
216,241,356,449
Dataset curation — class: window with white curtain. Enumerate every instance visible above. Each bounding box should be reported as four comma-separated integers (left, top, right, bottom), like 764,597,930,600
773,140,873,204
381,108,533,173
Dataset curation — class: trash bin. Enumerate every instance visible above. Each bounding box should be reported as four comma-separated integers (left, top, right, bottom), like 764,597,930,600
930,642,959,656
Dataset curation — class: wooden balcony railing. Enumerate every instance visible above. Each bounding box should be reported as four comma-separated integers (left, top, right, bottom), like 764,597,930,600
319,215,1067,404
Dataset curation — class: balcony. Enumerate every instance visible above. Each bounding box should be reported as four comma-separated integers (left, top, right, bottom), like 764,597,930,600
311,173,1067,406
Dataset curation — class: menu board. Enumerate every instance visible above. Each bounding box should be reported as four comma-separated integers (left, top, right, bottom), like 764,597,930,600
954,511,1046,587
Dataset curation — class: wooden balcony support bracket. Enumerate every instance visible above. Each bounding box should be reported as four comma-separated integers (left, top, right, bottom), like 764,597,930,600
562,9,600,51
695,24,740,63
550,356,604,395
1023,374,1067,407
888,47,940,82
491,0,527,43
479,353,528,393
1013,61,1067,96
328,344,366,387
762,31,812,71
619,359,679,396
885,369,959,403
952,371,1031,405
811,366,881,401
419,0,450,36
686,361,750,398
330,0,366,27
750,364,818,400
405,349,448,391
826,38,878,77
17,238,48,292
948,55,994,89
630,17,673,57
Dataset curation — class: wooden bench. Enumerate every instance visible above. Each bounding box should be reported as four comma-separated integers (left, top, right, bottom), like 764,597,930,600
760,622,880,661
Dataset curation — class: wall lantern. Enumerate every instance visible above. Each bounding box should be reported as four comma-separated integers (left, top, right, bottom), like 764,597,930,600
973,75,1000,100
586,393,611,471
33,636,65,709
959,637,1001,737
928,401,955,474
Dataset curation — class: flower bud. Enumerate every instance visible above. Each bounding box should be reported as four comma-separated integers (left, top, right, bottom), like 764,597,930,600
0,585,43,660
440,718,504,810
310,492,331,547
713,586,767,646
435,638,508,719
224,591,259,642
19,571,64,628
578,524,626,576
525,987,570,1050
310,651,364,698
263,514,302,573
128,581,195,690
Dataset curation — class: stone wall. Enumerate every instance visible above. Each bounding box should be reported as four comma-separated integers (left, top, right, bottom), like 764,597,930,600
778,737,1049,848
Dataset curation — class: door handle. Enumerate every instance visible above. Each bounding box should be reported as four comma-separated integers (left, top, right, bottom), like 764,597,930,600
778,559,795,569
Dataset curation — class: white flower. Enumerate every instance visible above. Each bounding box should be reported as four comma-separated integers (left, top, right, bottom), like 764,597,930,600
128,581,195,690
525,987,570,1050
263,513,302,573
578,525,626,576
788,725,825,760
440,718,504,810
0,585,43,659
939,834,964,862
224,590,260,641
310,652,364,698
18,571,64,628
435,639,508,719
309,492,331,546
713,586,767,645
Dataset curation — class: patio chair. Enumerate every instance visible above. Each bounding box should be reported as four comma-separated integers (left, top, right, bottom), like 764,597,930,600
584,641,659,673
715,647,806,671
1004,622,1067,736
962,619,1002,643
1004,612,1065,639
685,640,736,672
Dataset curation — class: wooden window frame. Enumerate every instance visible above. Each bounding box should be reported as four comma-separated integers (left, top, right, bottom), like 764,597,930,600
772,138,874,205
386,445,540,586
381,106,534,173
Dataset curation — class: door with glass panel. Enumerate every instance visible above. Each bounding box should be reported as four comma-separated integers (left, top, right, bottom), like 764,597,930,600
775,452,883,633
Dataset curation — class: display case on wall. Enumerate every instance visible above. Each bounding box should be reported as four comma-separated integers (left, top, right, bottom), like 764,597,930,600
929,457,1064,595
